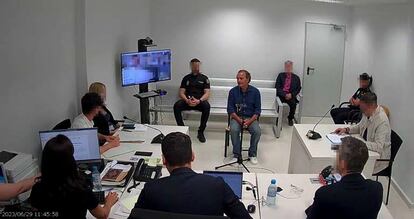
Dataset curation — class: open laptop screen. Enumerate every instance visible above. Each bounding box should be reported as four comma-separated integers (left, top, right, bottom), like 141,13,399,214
39,128,100,162
203,171,243,199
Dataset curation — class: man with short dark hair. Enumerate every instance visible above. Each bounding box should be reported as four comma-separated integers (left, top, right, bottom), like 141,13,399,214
306,136,383,219
174,59,210,143
134,132,251,218
227,70,261,165
334,92,391,174
275,61,301,126
72,92,120,154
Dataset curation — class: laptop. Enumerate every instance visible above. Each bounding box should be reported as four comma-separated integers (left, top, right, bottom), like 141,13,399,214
203,171,243,199
39,128,101,163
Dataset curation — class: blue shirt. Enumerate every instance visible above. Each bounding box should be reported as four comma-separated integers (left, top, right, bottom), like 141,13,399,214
227,85,261,118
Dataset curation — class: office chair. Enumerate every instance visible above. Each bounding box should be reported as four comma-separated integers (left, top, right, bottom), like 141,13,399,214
372,130,403,205
128,208,228,219
52,119,71,130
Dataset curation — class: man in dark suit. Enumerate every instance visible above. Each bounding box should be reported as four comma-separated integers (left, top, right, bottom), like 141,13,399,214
305,136,383,219
275,60,301,126
134,132,252,219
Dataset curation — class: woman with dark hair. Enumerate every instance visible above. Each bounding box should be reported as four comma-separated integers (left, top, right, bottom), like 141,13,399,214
30,135,118,219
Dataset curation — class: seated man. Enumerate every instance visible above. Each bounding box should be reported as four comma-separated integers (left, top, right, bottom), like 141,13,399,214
227,70,261,165
306,136,383,219
174,58,210,143
72,92,120,154
334,92,391,174
275,60,301,126
134,132,251,219
331,73,372,124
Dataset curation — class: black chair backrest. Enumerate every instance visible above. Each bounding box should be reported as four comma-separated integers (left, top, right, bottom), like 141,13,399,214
52,119,71,130
128,208,228,219
390,130,403,161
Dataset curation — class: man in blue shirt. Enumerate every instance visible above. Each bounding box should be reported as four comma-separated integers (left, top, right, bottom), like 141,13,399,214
227,70,261,165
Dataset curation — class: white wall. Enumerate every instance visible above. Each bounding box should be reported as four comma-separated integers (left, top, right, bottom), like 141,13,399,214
344,2,414,204
85,0,151,121
150,0,352,104
0,0,85,157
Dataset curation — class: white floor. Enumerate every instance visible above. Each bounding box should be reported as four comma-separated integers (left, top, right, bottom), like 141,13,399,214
155,113,414,219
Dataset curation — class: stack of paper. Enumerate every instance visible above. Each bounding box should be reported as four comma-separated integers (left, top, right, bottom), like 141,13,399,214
326,134,345,145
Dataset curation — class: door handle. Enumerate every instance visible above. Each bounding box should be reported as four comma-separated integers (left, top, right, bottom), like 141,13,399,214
307,67,315,75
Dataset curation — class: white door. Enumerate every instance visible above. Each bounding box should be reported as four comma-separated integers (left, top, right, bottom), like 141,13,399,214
301,22,346,117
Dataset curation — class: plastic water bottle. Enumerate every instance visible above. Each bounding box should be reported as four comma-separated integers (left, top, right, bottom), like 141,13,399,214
92,166,102,192
266,179,277,206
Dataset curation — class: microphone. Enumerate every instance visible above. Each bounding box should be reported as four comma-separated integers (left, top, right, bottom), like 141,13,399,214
243,181,258,200
306,104,335,140
123,116,165,144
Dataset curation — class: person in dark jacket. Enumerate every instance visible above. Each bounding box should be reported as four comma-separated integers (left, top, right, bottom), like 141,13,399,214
330,73,372,124
89,82,120,137
174,58,211,143
275,60,301,126
305,136,383,219
135,132,252,219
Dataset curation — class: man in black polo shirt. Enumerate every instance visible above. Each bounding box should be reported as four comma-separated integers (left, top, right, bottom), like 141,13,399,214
174,58,210,143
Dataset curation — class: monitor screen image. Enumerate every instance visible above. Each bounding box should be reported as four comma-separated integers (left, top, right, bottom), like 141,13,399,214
203,171,243,199
121,49,171,86
39,128,100,162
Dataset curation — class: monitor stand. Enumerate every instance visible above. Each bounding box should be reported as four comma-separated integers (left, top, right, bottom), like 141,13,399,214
139,83,150,124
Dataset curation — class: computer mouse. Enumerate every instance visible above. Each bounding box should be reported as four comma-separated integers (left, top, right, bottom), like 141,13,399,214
247,204,256,214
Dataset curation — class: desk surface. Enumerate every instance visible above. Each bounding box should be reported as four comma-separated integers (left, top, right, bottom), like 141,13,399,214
293,124,379,158
256,173,393,219
102,125,189,162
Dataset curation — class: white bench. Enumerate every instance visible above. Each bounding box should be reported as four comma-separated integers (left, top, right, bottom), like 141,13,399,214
150,78,284,138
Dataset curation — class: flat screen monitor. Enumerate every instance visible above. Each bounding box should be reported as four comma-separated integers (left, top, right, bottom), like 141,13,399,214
121,49,171,86
39,128,100,162
203,171,243,199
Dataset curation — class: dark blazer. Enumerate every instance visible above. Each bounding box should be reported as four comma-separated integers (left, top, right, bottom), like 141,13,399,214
134,167,252,219
275,72,301,102
93,105,118,136
306,173,383,219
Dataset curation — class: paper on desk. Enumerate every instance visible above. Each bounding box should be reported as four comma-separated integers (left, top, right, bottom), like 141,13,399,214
326,133,348,145
134,124,147,132
102,144,137,158
144,158,162,167
120,195,139,213
119,132,145,142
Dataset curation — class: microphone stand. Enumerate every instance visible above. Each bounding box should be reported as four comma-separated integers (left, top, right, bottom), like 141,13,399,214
215,105,251,172
306,105,335,140
123,116,165,143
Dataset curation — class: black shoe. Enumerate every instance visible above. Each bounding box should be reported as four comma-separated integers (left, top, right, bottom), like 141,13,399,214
197,131,206,143
288,119,294,126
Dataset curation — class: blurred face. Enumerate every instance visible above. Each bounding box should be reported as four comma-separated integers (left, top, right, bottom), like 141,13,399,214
359,101,376,117
237,72,249,89
93,105,103,117
335,152,347,176
285,62,293,73
190,62,200,74
359,79,370,89
100,87,107,103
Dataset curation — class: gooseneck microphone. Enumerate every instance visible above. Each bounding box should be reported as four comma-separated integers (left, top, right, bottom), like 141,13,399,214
123,116,165,143
306,104,335,140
